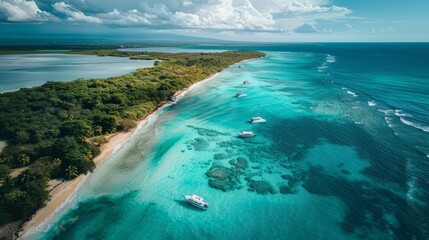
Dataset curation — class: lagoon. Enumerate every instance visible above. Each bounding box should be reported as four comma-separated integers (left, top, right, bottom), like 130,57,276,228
0,54,154,92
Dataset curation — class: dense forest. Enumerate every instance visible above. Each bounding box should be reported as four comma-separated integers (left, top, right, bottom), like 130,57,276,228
0,50,265,228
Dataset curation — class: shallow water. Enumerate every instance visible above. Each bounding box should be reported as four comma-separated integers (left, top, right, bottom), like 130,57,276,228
0,54,154,92
27,44,429,240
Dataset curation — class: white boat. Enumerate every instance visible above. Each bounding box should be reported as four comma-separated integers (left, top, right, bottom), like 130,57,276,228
235,92,247,98
249,116,266,123
238,65,244,68
238,131,256,138
183,194,209,210
242,80,251,84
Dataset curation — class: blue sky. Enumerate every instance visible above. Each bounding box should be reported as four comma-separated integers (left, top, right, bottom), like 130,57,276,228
0,0,428,42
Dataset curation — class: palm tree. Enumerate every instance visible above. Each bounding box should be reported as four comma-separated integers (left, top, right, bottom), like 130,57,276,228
51,158,62,177
20,172,35,189
20,173,32,184
17,154,30,167
52,158,62,166
0,156,11,164
94,125,103,136
84,128,93,138
65,165,79,179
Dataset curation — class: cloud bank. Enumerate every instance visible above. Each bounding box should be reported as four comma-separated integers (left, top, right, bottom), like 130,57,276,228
0,0,57,22
0,0,353,33
52,2,101,23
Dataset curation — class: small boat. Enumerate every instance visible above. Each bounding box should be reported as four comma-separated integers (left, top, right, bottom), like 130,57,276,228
183,194,209,210
235,92,247,98
238,65,244,68
242,80,251,84
238,131,256,138
249,116,266,124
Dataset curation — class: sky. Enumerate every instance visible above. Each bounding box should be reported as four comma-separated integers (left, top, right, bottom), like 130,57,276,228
0,0,428,42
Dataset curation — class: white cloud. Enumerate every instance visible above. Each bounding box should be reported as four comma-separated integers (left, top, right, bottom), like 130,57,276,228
142,0,276,31
268,1,352,31
183,1,193,7
381,26,395,34
294,23,320,33
273,1,352,20
0,0,57,22
0,0,355,34
52,2,101,23
137,0,351,31
219,30,236,36
97,8,153,25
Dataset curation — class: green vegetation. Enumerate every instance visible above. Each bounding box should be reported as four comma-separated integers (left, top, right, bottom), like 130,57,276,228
0,50,265,226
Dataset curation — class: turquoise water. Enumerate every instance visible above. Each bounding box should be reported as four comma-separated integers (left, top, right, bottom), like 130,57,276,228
0,54,154,92
27,44,429,239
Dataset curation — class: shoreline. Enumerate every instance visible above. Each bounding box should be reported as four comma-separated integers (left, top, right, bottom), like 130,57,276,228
18,131,134,238
18,71,223,238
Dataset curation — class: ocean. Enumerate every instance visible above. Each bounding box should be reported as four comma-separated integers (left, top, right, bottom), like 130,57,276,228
25,43,429,240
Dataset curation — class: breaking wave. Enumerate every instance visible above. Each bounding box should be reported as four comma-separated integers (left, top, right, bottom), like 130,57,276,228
394,109,411,117
399,118,429,133
368,101,377,107
326,54,336,63
347,90,358,97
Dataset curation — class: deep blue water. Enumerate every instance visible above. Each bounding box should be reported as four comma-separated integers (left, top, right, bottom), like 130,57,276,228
26,43,429,240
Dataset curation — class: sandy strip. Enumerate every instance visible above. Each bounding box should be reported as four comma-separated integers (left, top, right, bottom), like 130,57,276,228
18,130,134,238
18,71,224,238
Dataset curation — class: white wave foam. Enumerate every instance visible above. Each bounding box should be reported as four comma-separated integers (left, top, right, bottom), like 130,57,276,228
400,118,429,132
379,109,394,115
317,65,327,72
394,109,411,117
368,101,377,107
405,159,423,205
426,154,429,159
384,116,394,128
354,120,363,125
347,90,358,97
406,177,418,203
341,87,347,90
326,54,336,63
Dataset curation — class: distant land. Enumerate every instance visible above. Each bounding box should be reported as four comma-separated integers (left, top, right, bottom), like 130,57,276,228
0,29,231,50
